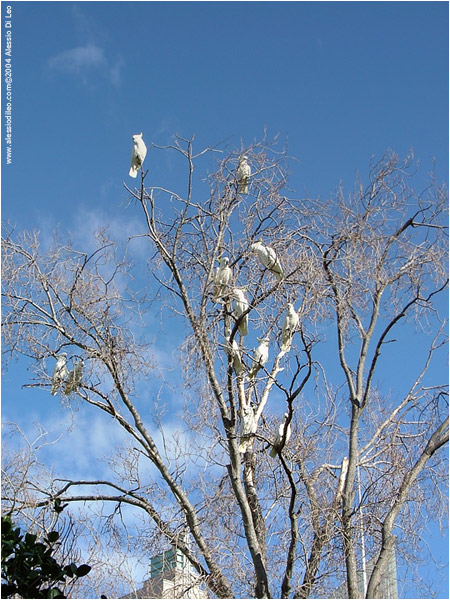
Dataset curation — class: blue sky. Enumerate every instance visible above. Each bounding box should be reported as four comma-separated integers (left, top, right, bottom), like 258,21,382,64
2,1,448,229
2,1,448,598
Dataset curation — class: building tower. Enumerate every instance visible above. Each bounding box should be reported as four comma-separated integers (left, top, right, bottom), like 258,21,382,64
122,547,207,599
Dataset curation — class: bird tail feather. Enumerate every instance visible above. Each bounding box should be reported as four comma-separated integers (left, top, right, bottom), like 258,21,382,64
129,167,138,178
281,335,292,352
239,322,248,336
269,446,278,458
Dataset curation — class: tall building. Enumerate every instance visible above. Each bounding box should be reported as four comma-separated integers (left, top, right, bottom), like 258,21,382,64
122,547,208,599
331,548,398,599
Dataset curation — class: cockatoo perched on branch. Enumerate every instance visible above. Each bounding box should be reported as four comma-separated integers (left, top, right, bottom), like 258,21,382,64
239,403,257,453
232,288,249,336
248,338,270,379
213,257,232,302
251,241,284,281
237,155,251,194
269,413,292,457
64,360,84,395
129,132,147,178
51,353,68,396
281,303,299,352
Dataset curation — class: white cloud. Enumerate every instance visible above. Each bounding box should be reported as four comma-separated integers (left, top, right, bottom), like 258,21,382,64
48,43,106,71
47,42,123,86
6,396,218,487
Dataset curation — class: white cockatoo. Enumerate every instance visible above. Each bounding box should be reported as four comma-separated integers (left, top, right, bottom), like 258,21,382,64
251,241,284,281
232,288,249,336
239,403,257,453
231,339,244,374
269,413,292,457
51,353,69,396
213,257,232,301
64,360,84,395
129,132,147,178
237,155,251,194
281,303,299,352
248,338,270,379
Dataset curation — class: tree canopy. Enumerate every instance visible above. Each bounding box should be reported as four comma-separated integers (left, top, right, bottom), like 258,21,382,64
2,137,448,599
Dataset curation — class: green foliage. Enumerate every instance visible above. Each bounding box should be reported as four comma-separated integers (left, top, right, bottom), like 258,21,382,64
1,514,91,599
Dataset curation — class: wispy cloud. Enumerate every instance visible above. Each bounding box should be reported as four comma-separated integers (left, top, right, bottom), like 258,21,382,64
47,42,123,86
48,42,106,72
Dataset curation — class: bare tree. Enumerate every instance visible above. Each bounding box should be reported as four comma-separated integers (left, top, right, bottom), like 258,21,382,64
2,136,448,599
